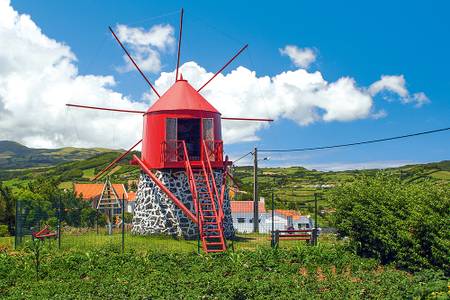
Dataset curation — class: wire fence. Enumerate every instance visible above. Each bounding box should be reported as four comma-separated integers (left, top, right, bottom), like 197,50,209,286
10,191,326,253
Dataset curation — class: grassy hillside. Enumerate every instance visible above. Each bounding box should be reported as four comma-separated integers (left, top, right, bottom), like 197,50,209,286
1,141,448,217
0,140,119,170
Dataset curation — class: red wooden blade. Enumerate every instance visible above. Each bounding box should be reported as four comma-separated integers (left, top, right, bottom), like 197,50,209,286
175,8,184,82
221,117,273,122
66,103,146,114
109,26,160,98
197,44,248,92
92,139,143,181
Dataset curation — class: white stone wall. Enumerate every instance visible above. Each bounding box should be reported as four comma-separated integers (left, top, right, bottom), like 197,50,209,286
132,169,235,239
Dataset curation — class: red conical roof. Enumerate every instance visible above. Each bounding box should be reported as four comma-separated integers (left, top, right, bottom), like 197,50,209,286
147,77,220,114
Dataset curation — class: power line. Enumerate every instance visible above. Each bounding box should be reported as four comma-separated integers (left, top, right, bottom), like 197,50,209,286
259,127,450,153
233,151,253,164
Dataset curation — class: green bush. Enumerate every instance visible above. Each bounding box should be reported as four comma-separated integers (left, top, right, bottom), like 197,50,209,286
331,172,450,274
0,246,447,299
0,225,9,237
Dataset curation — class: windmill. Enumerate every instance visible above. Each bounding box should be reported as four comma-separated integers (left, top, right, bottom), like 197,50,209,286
66,9,272,253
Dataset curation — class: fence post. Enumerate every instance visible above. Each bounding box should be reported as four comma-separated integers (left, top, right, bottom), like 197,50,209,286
197,194,201,255
14,199,19,249
57,196,62,249
122,194,125,253
274,230,279,248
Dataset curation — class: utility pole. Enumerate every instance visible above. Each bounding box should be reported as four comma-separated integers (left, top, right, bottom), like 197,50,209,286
253,147,259,233
314,193,318,246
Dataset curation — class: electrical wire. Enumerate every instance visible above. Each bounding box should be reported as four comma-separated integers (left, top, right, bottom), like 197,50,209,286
259,127,450,153
233,151,253,164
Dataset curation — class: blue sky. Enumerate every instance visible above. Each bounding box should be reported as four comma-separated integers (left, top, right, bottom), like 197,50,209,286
4,0,450,169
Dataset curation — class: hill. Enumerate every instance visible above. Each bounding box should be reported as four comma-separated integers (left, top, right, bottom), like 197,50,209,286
0,140,120,170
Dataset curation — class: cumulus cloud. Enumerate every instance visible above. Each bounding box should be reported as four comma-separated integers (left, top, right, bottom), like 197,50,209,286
280,45,316,68
150,62,373,142
115,23,175,73
0,0,429,149
0,0,144,148
369,75,429,107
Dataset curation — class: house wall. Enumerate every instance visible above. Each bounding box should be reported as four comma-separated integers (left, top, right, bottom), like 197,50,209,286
231,211,314,234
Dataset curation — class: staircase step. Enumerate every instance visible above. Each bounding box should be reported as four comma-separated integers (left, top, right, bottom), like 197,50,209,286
205,235,221,239
206,242,223,246
206,249,225,253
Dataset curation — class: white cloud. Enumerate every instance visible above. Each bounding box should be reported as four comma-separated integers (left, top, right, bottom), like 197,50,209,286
369,75,429,107
115,24,175,73
0,1,429,150
0,0,144,149
151,62,374,142
280,45,316,69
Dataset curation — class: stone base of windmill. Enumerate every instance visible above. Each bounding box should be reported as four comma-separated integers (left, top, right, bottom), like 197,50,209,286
132,170,235,239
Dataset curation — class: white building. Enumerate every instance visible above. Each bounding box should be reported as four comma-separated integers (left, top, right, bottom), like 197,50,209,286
230,198,314,234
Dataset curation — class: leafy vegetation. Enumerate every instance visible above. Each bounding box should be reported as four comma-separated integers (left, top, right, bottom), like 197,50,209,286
331,173,450,275
0,244,448,299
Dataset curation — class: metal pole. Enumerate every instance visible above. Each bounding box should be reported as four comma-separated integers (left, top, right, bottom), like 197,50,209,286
14,199,19,249
253,147,259,233
57,196,61,249
271,192,275,248
96,209,99,235
197,194,200,254
122,195,125,253
314,193,318,246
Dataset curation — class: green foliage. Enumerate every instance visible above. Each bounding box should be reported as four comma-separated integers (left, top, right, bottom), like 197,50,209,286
0,245,447,299
331,172,450,274
24,238,48,280
0,183,15,235
123,212,133,224
80,207,97,227
0,225,9,237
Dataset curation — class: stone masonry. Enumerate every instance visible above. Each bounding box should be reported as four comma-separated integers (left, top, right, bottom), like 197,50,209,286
132,169,234,239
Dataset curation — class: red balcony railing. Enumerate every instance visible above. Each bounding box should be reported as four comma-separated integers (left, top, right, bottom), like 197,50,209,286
162,140,223,164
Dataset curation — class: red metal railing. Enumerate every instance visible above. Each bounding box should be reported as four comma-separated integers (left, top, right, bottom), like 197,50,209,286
202,141,223,221
162,140,223,163
181,141,200,219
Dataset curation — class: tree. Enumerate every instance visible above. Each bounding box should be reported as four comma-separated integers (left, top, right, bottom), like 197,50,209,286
0,182,15,235
331,172,450,274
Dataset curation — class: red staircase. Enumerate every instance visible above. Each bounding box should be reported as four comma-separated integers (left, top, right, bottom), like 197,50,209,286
182,141,226,253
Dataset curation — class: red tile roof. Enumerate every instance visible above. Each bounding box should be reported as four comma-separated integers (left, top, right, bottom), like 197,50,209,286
275,209,301,220
127,191,136,201
74,183,130,201
230,200,266,213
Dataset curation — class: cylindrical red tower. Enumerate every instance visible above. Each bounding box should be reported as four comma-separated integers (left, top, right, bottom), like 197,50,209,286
141,77,223,169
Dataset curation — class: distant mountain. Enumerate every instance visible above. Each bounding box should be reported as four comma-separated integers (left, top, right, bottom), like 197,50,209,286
0,140,120,170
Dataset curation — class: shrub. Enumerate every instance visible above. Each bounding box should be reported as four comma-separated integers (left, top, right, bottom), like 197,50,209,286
0,225,9,237
331,172,450,274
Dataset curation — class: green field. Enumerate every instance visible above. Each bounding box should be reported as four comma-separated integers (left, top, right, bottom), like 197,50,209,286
0,235,447,299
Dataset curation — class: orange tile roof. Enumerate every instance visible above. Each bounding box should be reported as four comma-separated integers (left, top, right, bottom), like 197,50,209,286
230,200,266,213
275,209,301,220
74,183,129,201
127,191,136,201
